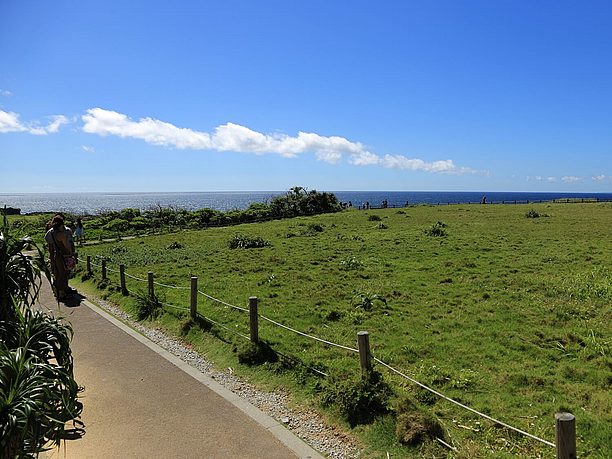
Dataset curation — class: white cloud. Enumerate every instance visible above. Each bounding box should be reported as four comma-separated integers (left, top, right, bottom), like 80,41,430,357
82,108,213,149
592,174,606,181
81,108,476,174
82,145,95,153
562,175,583,183
547,176,557,182
0,110,68,135
0,110,25,133
1,89,12,97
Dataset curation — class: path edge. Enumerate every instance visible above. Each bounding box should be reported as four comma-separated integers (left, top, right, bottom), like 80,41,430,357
79,296,324,459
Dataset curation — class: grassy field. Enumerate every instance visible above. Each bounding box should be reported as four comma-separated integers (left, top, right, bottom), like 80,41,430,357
71,203,611,458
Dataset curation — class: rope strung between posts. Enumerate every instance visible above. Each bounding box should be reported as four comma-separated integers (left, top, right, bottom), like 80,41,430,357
153,280,190,290
124,272,148,282
197,313,250,341
89,260,102,268
160,301,189,311
372,357,556,448
259,314,359,354
197,290,249,313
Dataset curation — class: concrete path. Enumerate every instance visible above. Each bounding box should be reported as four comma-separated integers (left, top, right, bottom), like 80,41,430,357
37,281,322,458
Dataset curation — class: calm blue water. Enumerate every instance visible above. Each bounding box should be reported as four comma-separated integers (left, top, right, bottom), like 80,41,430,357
1,191,611,215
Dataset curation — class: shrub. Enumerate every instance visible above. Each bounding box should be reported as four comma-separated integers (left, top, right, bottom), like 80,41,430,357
103,218,130,233
424,221,447,237
525,209,550,218
322,369,392,426
269,187,341,218
133,289,163,321
525,209,541,218
228,234,272,249
376,222,388,230
395,398,444,445
368,214,382,221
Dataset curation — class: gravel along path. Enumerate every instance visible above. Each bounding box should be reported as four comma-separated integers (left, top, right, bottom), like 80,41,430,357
91,297,361,459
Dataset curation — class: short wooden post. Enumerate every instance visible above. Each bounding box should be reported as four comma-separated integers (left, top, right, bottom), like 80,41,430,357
119,264,128,295
86,255,91,274
148,272,154,298
249,296,259,344
101,258,107,280
555,412,576,459
357,331,372,373
190,276,198,320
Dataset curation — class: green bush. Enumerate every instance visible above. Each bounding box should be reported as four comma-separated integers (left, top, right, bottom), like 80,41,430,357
103,218,130,233
322,369,392,426
228,234,271,249
424,221,447,237
525,209,541,218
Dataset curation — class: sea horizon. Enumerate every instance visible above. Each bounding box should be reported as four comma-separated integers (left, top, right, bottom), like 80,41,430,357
1,190,611,215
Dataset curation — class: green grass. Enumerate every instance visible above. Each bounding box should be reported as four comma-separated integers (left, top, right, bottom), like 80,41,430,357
72,203,611,458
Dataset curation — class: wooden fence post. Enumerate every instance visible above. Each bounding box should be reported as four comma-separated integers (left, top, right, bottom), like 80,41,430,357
86,255,91,274
357,331,372,373
148,272,154,298
190,276,198,320
101,258,107,280
119,264,128,295
249,296,259,344
555,412,576,459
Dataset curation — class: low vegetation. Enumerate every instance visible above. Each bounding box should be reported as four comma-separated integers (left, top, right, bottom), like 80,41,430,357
69,202,610,457
6,187,342,245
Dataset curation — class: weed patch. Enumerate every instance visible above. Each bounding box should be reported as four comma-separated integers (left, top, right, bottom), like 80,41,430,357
394,399,444,445
228,233,272,249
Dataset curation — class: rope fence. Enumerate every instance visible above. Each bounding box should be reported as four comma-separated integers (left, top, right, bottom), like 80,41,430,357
198,290,249,313
83,254,579,457
124,272,148,282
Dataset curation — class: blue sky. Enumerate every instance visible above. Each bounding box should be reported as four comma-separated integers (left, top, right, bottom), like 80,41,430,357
1,1,611,193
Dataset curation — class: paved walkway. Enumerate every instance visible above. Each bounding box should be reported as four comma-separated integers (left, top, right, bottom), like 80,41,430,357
37,281,322,458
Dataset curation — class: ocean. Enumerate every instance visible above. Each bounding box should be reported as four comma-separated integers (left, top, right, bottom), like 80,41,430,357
1,191,611,215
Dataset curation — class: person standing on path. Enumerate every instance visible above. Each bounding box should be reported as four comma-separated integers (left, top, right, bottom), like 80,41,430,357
45,214,75,300
74,217,84,245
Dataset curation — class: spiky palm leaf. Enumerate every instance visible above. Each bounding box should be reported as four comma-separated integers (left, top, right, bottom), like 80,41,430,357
0,214,50,322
